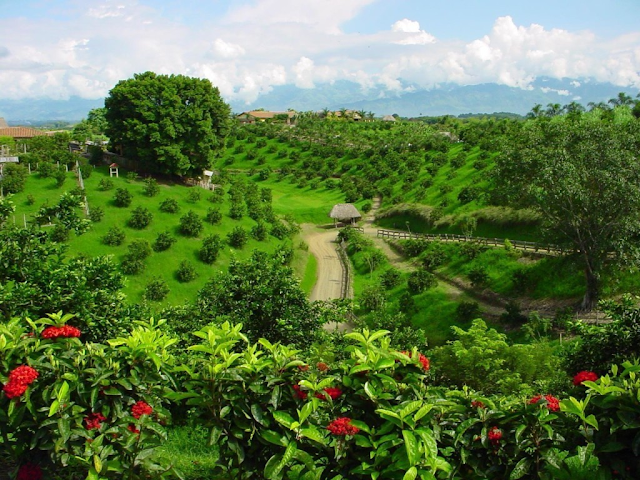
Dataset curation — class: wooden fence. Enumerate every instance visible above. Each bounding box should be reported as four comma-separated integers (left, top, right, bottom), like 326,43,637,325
376,229,563,255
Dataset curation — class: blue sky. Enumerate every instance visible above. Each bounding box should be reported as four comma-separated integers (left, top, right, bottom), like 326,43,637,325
0,0,638,103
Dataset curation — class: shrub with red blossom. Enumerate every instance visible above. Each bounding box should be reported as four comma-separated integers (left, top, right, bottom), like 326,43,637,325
127,424,141,434
573,370,599,386
85,412,107,430
297,364,309,371
293,384,308,400
529,394,560,412
488,426,502,445
3,365,39,399
317,362,329,372
400,351,430,371
41,325,81,339
327,417,360,436
471,400,485,409
315,387,342,400
17,463,42,480
131,400,153,419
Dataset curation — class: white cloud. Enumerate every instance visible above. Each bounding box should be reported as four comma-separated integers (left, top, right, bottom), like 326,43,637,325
87,4,126,19
212,39,245,59
391,19,436,45
392,19,421,34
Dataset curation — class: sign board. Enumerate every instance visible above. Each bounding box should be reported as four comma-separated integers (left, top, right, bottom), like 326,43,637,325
0,157,19,163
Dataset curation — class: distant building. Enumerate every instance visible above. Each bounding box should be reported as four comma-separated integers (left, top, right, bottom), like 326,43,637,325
382,115,396,122
236,111,295,124
0,126,48,139
327,110,362,121
0,118,8,129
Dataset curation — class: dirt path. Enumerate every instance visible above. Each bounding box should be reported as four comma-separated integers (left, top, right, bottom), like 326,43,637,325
306,227,343,302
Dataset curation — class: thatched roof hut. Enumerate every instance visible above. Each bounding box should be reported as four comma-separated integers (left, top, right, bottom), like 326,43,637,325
329,203,362,226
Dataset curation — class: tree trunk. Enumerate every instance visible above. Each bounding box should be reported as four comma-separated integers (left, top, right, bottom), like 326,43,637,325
580,268,600,311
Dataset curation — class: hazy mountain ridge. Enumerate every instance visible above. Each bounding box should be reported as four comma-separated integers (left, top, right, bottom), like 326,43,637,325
0,78,637,123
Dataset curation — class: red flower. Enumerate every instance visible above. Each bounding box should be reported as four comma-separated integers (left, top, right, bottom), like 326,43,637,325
573,371,599,386
327,417,360,436
131,401,153,419
317,362,329,372
42,325,81,339
127,424,140,434
17,463,42,480
529,394,560,412
85,412,107,430
471,400,485,409
292,384,308,400
399,351,430,371
2,381,28,399
488,426,502,445
8,365,39,385
298,364,309,371
315,387,342,400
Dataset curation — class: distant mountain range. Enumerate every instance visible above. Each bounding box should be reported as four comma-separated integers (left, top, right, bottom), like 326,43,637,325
0,77,637,123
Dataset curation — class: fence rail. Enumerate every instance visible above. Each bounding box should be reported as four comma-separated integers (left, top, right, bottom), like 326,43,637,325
376,229,564,255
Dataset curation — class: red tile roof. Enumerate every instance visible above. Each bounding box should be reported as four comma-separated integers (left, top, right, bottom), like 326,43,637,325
0,127,47,138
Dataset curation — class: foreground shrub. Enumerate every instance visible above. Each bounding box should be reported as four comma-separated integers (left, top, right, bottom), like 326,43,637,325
176,260,198,283
143,177,160,196
227,226,247,249
179,211,203,237
127,206,153,229
199,234,222,264
112,187,132,207
159,198,180,214
102,226,125,246
153,231,176,252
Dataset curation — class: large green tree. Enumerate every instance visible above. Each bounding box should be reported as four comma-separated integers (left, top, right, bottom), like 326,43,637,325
496,109,640,310
104,72,230,177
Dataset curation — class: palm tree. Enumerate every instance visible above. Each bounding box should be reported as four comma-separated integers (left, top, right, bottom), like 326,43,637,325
587,101,610,112
608,92,634,107
545,103,562,117
563,101,585,114
526,104,544,119
320,107,330,119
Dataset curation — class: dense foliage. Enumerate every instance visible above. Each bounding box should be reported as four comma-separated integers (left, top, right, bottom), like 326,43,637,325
105,72,231,177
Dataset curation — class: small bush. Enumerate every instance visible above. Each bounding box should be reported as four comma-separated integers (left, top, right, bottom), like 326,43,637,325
229,201,246,220
176,260,198,283
361,201,372,213
153,231,176,252
53,168,67,188
187,189,201,203
205,207,222,225
113,188,132,207
251,221,269,241
79,164,93,179
360,286,387,312
407,269,437,294
126,171,138,182
456,301,481,322
179,211,203,237
127,239,152,260
121,255,145,275
144,277,169,301
200,234,222,264
227,226,248,249
102,226,125,246
128,206,153,229
159,198,180,214
26,194,35,205
380,268,402,289
468,266,489,287
143,177,160,197
500,300,527,324
99,178,114,191
49,224,70,243
208,189,225,203
89,206,104,223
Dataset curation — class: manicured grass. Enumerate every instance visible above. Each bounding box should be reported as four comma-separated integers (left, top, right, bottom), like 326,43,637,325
299,250,318,295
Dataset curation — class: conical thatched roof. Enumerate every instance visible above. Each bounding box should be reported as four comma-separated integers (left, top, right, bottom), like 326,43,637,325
329,203,361,220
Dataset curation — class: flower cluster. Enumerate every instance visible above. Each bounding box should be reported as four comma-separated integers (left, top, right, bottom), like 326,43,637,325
2,365,39,400
400,351,430,371
131,400,153,419
85,412,107,430
293,384,307,400
471,400,485,409
529,394,560,412
327,417,360,436
573,370,599,386
17,463,42,480
488,426,502,445
41,325,81,339
317,362,329,372
315,387,342,400
127,424,141,434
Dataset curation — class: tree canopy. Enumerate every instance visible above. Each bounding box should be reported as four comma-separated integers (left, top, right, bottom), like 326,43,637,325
496,109,640,309
104,72,231,177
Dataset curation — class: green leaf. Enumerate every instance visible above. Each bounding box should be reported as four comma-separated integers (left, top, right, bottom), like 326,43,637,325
298,402,314,424
402,430,420,466
93,455,102,474
58,417,71,443
585,414,599,430
57,381,70,402
48,400,60,417
209,426,222,446
374,358,396,370
403,467,417,480
261,430,287,446
264,453,283,480
413,404,433,423
400,401,423,420
349,419,371,434
274,411,296,429
251,404,267,426
364,382,377,401
509,458,532,480
300,427,328,445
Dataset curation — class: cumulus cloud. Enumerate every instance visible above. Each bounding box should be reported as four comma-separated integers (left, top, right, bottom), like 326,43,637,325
211,39,245,59
0,4,638,103
391,18,436,45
